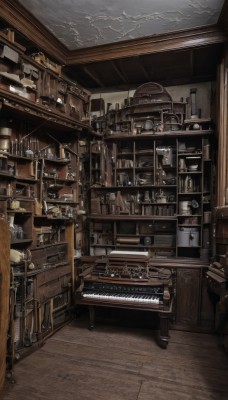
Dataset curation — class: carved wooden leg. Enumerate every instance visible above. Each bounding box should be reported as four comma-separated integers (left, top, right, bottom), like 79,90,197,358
158,312,169,349
88,306,95,330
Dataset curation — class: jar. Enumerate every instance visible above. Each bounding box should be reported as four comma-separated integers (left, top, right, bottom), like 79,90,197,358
17,226,24,240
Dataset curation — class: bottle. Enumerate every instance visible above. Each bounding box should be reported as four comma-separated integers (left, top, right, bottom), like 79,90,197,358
7,183,12,196
187,176,193,192
17,226,24,240
15,139,18,155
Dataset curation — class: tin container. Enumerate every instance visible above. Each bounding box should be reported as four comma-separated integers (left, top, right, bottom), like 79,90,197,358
179,201,191,215
177,227,199,247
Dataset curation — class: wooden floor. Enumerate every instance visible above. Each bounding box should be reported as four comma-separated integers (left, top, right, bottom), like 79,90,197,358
2,312,228,400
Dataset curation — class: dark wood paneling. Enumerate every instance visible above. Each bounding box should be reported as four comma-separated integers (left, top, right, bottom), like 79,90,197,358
200,274,215,330
176,269,200,327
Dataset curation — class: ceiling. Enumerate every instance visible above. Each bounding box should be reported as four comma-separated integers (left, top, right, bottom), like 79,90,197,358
63,43,224,92
18,0,224,50
2,1,228,92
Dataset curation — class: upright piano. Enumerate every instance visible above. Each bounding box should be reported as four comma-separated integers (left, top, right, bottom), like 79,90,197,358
75,251,174,348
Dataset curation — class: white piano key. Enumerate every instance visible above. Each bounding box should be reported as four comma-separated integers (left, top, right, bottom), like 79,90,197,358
82,291,160,304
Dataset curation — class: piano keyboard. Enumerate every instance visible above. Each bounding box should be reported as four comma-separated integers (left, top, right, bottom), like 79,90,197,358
82,292,160,304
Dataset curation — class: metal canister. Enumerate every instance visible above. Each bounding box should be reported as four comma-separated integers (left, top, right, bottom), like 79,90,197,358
0,127,12,152
177,227,199,247
0,127,12,137
0,138,10,152
179,201,191,215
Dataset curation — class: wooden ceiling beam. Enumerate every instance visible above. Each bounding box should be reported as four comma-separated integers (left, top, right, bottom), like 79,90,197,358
111,61,128,84
190,50,194,78
66,26,227,65
83,67,104,87
136,57,151,81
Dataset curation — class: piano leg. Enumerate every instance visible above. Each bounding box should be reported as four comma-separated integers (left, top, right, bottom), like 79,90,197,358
88,306,95,330
158,312,169,349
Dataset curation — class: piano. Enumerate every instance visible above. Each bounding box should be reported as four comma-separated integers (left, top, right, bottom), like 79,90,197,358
75,251,174,348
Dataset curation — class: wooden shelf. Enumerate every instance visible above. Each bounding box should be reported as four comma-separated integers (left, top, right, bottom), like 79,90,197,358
178,224,201,227
178,171,202,174
176,214,201,217
15,176,37,182
104,131,214,141
178,192,202,195
0,171,15,179
11,239,33,244
89,215,177,221
0,90,89,132
7,210,32,214
40,157,71,164
8,154,34,161
34,215,72,222
90,185,176,190
45,199,78,204
177,245,201,248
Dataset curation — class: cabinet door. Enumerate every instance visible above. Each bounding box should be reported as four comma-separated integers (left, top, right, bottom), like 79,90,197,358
199,273,214,330
176,268,200,327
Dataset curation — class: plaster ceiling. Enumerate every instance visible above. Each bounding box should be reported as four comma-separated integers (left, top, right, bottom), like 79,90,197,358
18,0,224,50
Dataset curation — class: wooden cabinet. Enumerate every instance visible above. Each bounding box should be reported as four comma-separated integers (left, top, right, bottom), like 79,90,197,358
36,262,72,336
89,83,214,259
173,265,214,331
147,258,214,332
175,268,200,326
0,33,91,366
0,37,90,124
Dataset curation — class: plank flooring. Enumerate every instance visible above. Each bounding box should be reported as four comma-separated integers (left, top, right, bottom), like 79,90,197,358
2,313,228,400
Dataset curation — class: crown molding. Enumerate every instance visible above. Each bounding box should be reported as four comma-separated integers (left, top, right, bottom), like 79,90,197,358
1,1,227,67
66,25,227,65
1,0,68,64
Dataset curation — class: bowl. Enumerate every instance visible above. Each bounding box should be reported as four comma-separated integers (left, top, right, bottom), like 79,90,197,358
188,165,198,171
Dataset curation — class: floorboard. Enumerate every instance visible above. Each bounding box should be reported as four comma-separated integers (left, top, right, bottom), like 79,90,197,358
2,314,228,400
